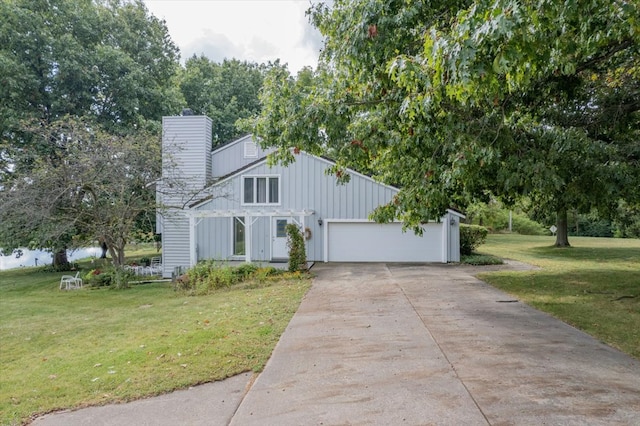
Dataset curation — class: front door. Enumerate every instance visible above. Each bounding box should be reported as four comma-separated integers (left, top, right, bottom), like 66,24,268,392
272,217,291,259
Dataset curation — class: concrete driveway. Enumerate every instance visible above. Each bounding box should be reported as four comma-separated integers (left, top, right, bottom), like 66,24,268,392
33,263,640,425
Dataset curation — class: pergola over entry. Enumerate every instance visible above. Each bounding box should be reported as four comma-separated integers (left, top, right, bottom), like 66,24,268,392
186,209,315,265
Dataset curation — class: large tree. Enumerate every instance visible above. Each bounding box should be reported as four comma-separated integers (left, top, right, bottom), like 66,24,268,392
0,0,182,135
0,0,183,265
246,0,639,246
0,118,161,267
179,56,265,147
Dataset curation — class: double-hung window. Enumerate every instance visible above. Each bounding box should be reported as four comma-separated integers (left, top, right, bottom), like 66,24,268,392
243,176,279,205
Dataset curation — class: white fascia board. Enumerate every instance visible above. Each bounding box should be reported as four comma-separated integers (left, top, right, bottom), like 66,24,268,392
187,209,315,218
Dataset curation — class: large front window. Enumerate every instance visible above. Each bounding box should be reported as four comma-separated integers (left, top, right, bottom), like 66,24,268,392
243,176,279,204
233,217,245,256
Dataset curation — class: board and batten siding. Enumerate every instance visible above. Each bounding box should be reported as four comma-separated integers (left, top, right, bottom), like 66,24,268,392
193,151,398,262
160,116,212,277
211,135,275,178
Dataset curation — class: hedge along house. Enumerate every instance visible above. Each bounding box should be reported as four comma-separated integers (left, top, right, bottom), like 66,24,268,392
157,114,464,278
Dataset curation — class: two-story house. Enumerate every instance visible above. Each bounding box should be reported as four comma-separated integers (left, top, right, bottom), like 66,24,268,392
157,114,463,278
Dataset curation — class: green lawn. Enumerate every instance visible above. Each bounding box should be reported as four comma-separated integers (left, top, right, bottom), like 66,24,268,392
477,234,640,359
0,258,310,425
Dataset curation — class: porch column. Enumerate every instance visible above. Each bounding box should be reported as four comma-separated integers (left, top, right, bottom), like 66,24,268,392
300,214,307,261
245,214,252,263
189,215,197,267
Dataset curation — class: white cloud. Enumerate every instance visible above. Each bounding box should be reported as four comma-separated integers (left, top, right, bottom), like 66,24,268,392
144,0,324,73
183,31,239,62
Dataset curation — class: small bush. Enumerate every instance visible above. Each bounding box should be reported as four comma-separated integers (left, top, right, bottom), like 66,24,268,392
286,224,307,272
183,260,238,295
176,261,308,295
173,273,191,291
109,267,136,290
42,262,80,273
235,263,259,280
512,214,548,235
85,268,111,287
460,224,489,255
254,266,279,282
84,267,136,288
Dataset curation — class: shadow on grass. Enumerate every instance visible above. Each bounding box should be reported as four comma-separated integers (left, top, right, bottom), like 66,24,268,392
525,245,640,262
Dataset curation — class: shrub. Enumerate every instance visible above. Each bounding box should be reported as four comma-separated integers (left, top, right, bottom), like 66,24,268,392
285,224,307,272
109,267,136,290
460,224,488,255
254,266,279,282
184,260,238,295
84,267,136,288
569,216,614,237
234,263,259,280
85,268,111,287
176,260,307,295
512,214,548,235
42,262,80,273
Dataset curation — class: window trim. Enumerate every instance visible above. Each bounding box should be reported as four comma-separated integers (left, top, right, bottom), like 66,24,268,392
241,174,281,206
231,216,246,258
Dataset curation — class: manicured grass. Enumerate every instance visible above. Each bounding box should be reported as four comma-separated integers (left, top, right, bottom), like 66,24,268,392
0,257,310,425
477,234,640,359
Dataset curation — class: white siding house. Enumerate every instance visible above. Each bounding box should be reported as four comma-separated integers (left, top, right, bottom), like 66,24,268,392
158,115,464,278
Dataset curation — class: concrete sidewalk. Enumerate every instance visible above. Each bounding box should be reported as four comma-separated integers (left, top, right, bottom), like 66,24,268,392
33,263,640,425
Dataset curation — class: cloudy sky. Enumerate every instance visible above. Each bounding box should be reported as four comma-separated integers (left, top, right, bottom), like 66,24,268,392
143,0,327,73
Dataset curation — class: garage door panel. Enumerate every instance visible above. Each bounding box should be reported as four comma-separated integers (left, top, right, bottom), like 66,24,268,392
327,222,442,262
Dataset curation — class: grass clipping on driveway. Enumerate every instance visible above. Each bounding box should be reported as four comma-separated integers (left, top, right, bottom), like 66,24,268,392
478,234,640,360
0,267,310,425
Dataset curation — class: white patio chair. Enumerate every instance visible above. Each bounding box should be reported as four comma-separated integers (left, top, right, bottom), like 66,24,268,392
150,257,162,275
59,271,83,290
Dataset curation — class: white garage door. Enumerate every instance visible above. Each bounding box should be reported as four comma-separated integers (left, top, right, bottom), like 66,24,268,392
326,221,443,262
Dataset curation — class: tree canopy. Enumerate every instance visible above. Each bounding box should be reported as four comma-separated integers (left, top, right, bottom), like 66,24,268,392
246,0,640,246
0,118,161,267
0,0,183,265
179,56,267,147
0,0,272,266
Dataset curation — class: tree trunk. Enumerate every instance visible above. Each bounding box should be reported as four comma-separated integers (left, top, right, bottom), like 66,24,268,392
554,207,571,247
107,244,126,267
115,246,125,267
52,248,70,269
100,240,108,259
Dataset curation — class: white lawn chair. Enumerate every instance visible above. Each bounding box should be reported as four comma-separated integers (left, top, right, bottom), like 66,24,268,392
60,271,83,290
150,257,162,275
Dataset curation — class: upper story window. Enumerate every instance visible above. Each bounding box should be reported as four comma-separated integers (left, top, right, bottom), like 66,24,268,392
243,175,279,205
